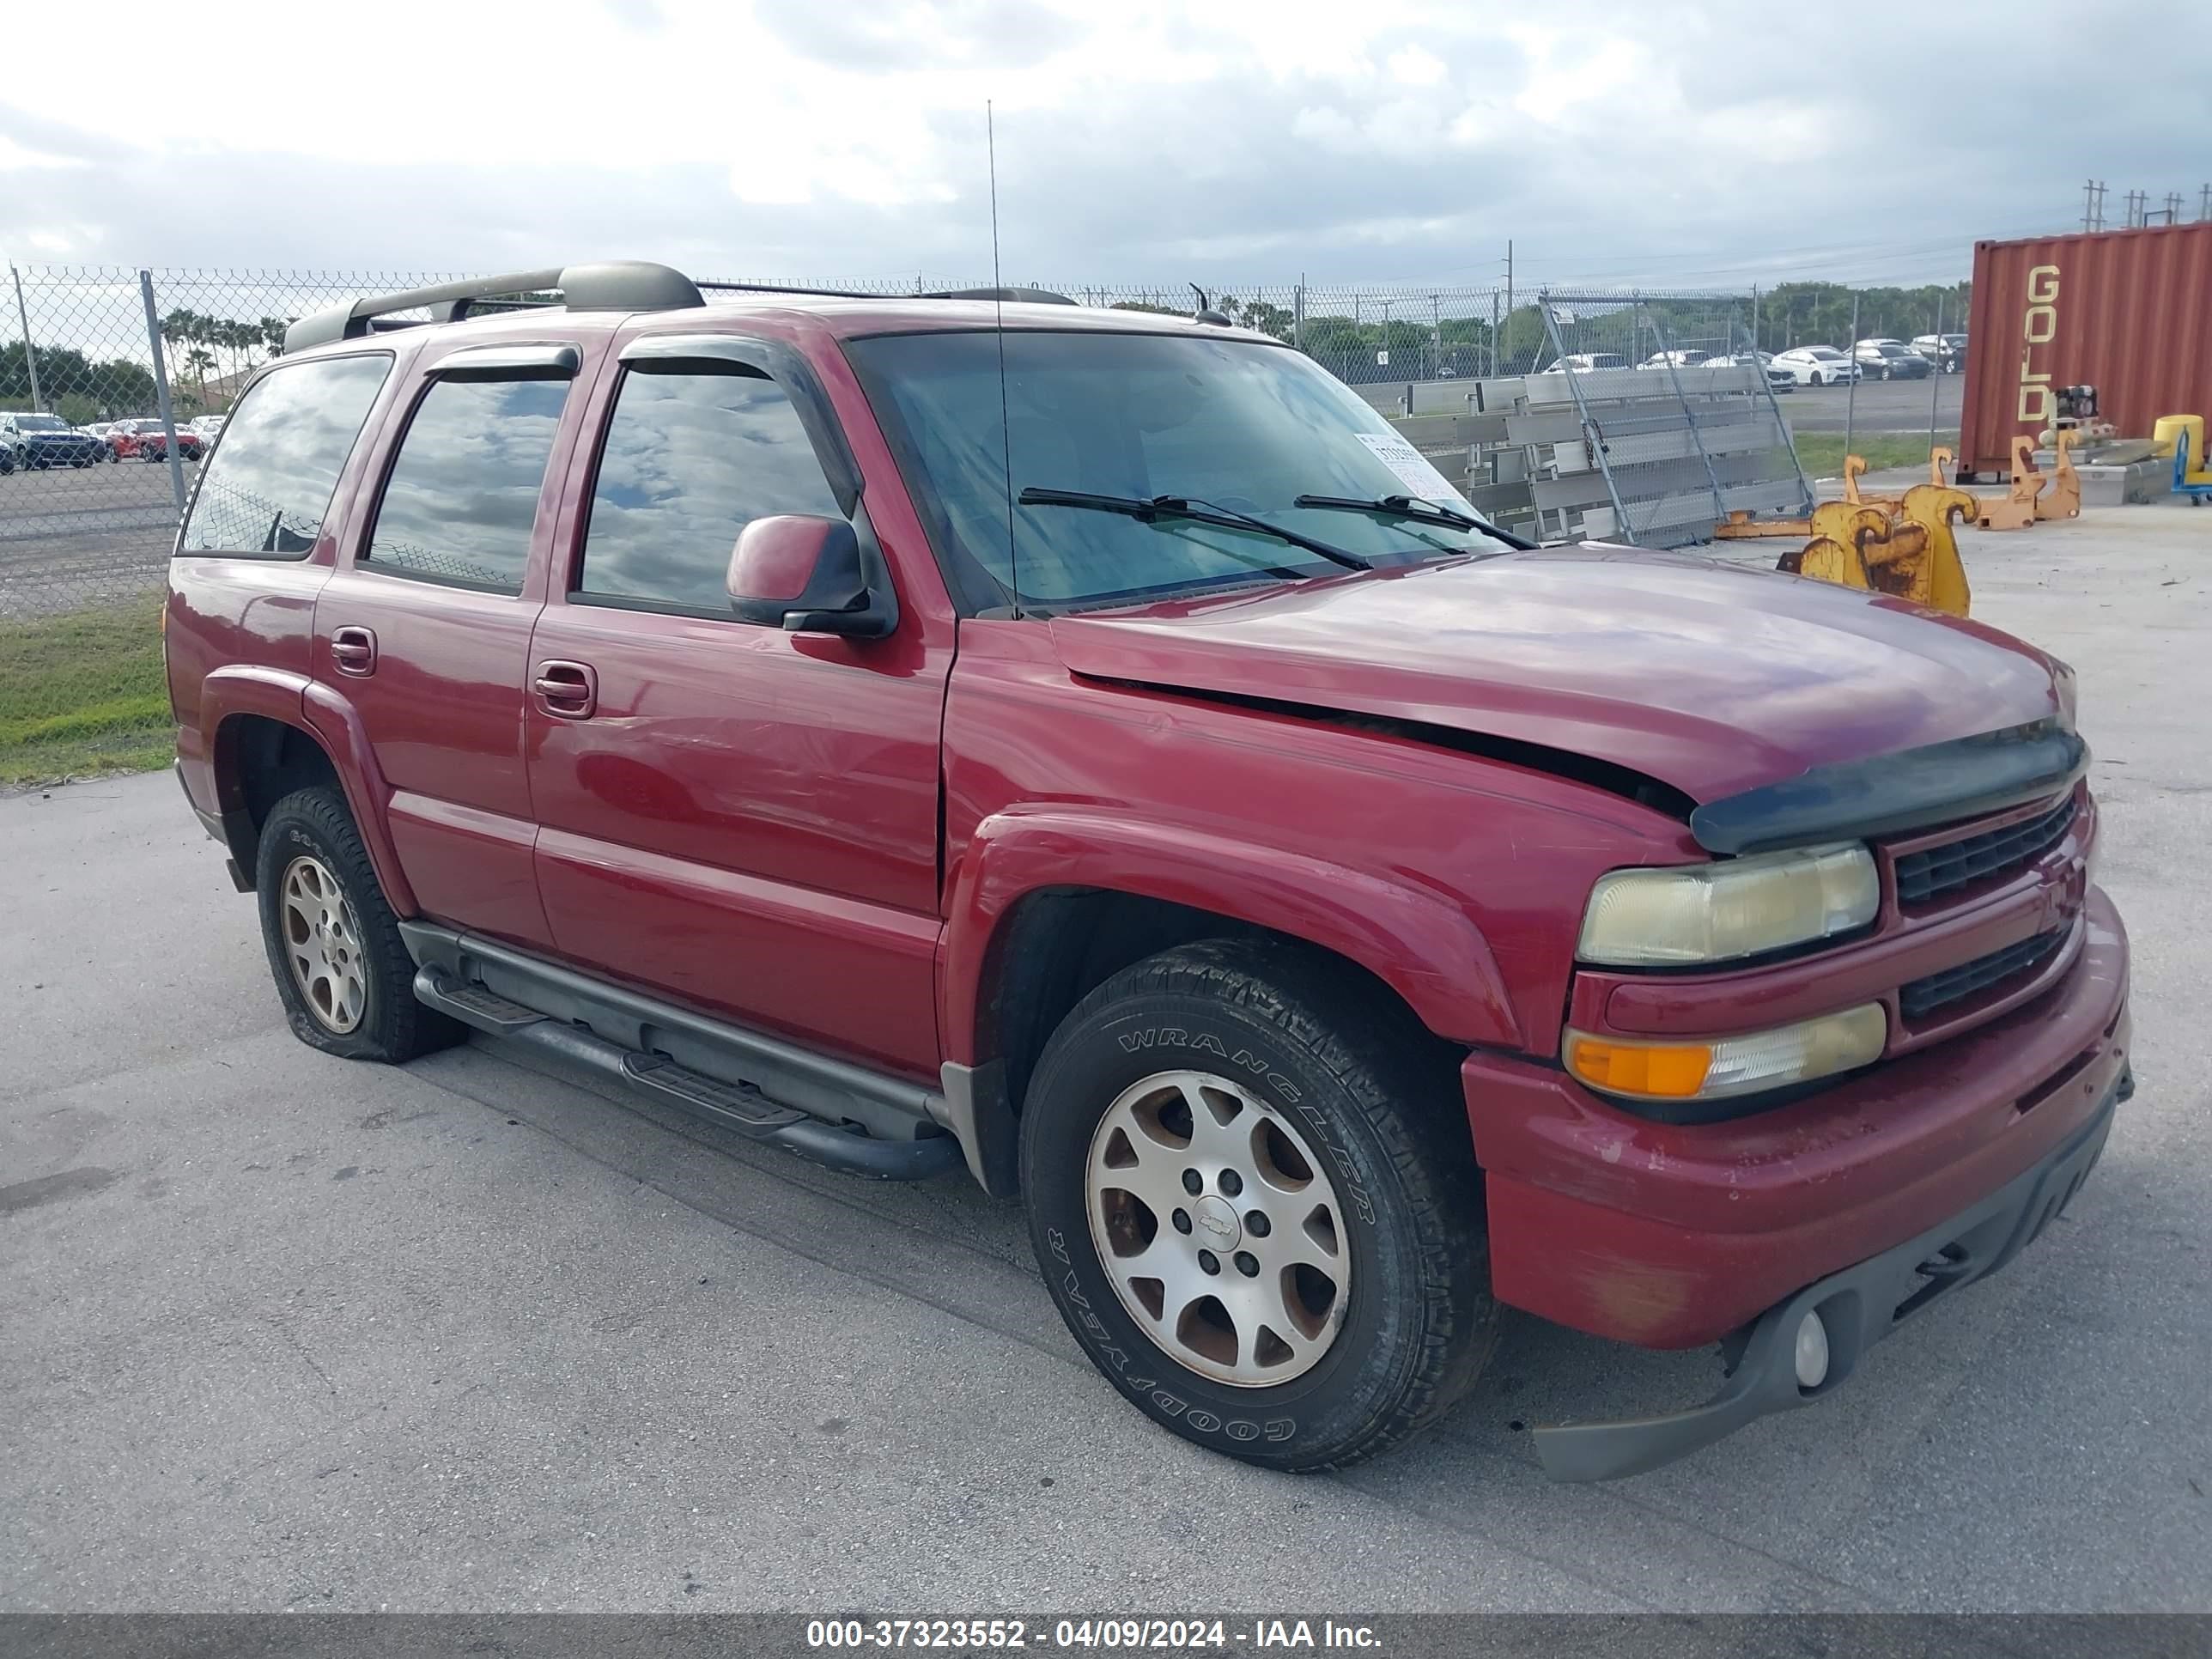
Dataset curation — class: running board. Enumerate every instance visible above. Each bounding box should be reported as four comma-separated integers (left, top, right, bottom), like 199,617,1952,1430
411,964,963,1182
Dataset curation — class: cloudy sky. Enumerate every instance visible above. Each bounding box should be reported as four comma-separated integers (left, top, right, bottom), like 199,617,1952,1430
1,0,2197,294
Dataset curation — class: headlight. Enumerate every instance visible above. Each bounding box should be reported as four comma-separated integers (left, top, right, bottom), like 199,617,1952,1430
1577,842,1878,967
1565,1003,1887,1103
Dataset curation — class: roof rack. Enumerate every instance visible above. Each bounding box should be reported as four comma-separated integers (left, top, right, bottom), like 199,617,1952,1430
283,261,704,355
922,286,1077,304
281,265,1086,356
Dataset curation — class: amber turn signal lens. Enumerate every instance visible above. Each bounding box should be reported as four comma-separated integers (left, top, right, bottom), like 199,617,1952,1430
1565,1036,1714,1098
1565,1003,1887,1103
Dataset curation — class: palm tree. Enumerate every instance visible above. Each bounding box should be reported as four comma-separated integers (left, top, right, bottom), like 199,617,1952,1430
183,347,216,402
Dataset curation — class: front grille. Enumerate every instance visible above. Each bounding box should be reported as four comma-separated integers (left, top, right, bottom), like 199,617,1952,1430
1899,930,2065,1020
1894,795,2075,905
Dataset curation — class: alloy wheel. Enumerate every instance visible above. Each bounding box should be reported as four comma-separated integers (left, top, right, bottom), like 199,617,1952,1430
280,854,368,1033
1085,1068,1352,1387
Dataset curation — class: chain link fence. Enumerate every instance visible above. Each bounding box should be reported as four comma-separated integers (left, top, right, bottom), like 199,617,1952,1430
1528,291,1811,547
3,264,1796,624
2,266,468,622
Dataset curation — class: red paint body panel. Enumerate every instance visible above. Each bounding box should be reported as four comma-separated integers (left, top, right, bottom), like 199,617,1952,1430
1480,889,2128,1346
1960,222,2212,477
165,291,2136,1364
1048,550,2065,800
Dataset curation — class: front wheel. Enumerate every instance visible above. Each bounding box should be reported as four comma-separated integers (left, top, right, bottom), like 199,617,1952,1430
1020,940,1498,1471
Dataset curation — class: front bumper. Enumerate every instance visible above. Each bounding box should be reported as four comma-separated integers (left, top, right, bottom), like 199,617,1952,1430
1533,1067,2130,1481
1467,886,2129,1350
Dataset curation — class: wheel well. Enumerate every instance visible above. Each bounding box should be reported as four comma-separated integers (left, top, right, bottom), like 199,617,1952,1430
979,888,1455,1128
215,714,339,884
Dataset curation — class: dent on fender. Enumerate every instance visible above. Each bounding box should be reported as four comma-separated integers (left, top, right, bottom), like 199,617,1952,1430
939,807,1522,1061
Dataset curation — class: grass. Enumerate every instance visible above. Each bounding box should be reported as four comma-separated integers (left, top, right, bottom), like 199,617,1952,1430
0,599,174,787
1794,430,1959,480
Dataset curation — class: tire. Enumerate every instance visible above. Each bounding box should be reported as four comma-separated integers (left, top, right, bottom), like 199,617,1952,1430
254,786,465,1062
1020,939,1498,1471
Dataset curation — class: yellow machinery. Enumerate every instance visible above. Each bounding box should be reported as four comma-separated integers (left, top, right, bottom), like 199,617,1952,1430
1976,438,2044,531
1712,446,1972,617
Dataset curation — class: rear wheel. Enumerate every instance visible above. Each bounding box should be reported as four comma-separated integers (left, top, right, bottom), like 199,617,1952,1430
254,786,465,1062
1020,939,1498,1470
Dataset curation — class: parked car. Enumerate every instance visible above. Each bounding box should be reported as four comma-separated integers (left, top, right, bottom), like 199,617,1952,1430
125,419,206,463
1852,339,1933,381
1772,347,1863,386
2,410,107,467
167,260,2133,1484
191,414,228,439
1702,350,1796,393
1911,333,1967,374
1535,352,1627,374
1637,349,1711,370
0,416,22,474
104,418,167,460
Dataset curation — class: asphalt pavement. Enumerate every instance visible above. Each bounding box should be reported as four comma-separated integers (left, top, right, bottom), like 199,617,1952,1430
1782,374,1963,434
3,507,2208,1613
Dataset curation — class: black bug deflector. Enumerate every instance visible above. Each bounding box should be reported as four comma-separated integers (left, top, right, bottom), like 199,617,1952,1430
1689,719,2088,857
1533,1068,2130,1484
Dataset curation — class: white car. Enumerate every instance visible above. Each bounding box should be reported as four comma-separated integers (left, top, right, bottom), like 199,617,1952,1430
1535,352,1628,374
1637,349,1711,370
190,415,228,437
1704,350,1796,393
1773,347,1863,386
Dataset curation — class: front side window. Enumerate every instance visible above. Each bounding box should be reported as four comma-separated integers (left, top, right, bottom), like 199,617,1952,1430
578,367,843,613
850,329,1506,611
363,377,569,592
179,354,391,556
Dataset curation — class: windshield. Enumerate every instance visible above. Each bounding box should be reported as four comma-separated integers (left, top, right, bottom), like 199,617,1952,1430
17,415,66,431
848,330,1507,611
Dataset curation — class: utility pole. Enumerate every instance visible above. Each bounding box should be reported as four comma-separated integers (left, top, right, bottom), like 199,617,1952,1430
2201,184,2212,223
2082,179,2100,233
2163,192,2185,226
9,264,46,412
1504,240,1513,340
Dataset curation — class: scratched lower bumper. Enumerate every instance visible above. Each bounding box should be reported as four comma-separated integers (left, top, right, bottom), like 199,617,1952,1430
1532,1066,2131,1483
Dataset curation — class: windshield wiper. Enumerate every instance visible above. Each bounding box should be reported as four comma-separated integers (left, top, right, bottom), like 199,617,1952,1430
1017,488,1373,572
1294,493,1536,550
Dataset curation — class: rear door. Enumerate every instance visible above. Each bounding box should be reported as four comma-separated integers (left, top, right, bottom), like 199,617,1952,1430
313,335,599,950
523,326,950,1080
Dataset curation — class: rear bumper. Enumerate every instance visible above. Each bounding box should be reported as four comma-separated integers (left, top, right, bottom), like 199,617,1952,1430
1466,885,2130,1349
1532,1067,2129,1481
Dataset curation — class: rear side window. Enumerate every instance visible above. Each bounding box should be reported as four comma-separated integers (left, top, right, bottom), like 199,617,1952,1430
178,355,391,556
577,368,842,613
363,378,570,592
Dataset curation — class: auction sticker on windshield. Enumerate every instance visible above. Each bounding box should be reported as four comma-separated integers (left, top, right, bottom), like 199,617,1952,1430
1353,431,1473,507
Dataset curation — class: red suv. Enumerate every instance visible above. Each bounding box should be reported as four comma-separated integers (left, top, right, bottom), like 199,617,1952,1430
165,262,2131,1481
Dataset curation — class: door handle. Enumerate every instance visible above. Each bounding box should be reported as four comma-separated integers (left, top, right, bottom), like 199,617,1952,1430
533,659,598,719
331,626,378,676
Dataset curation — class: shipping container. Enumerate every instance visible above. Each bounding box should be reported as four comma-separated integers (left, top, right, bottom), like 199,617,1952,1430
1959,221,2212,479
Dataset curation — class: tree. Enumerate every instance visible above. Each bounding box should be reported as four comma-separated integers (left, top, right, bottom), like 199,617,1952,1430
1,341,160,416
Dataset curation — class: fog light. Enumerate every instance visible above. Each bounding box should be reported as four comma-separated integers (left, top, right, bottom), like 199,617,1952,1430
1794,1310,1831,1389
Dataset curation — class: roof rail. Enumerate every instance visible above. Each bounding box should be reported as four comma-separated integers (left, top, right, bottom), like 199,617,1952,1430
696,279,881,300
283,261,704,355
923,286,1078,305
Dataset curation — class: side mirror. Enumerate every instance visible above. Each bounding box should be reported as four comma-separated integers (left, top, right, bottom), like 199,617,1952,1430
726,514,896,638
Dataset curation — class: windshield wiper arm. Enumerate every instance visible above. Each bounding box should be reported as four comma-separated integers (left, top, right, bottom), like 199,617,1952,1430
1294,493,1536,550
1017,488,1373,572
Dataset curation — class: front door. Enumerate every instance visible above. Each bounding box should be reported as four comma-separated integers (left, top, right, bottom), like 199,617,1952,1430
524,330,950,1080
314,339,594,950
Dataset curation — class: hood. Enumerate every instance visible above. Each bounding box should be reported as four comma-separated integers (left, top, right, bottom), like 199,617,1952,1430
1048,546,2064,803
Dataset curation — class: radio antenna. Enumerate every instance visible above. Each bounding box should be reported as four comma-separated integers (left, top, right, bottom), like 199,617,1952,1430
988,100,1022,618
